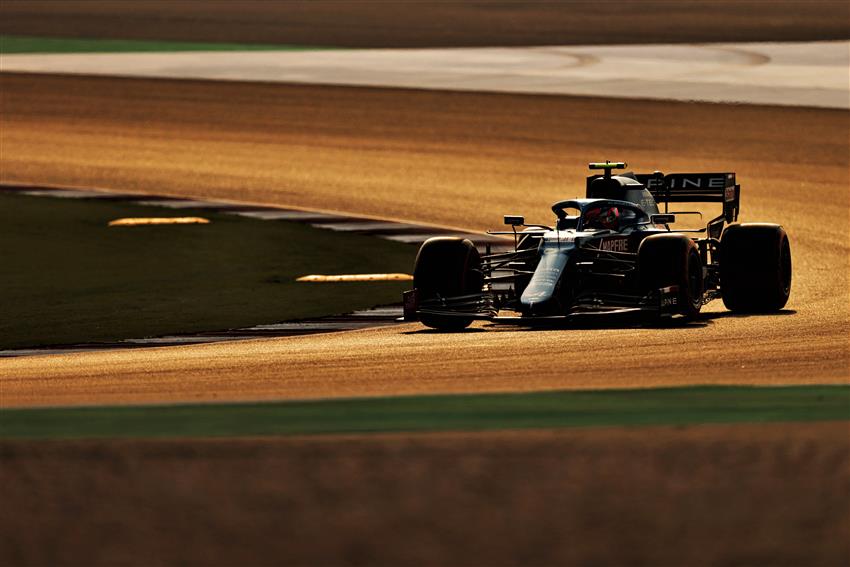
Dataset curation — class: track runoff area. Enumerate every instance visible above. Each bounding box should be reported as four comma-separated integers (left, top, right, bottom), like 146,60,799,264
1,27,849,567
0,185,504,356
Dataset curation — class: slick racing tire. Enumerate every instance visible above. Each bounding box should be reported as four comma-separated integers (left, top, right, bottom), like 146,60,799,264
720,223,792,312
413,237,483,330
638,234,704,320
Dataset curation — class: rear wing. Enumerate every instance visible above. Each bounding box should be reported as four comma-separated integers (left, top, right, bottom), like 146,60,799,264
586,171,740,223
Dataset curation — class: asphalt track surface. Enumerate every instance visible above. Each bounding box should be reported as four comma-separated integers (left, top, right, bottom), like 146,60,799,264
1,74,847,407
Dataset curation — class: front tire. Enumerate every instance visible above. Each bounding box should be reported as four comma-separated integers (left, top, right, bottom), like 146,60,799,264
638,234,704,319
413,237,483,330
720,223,791,312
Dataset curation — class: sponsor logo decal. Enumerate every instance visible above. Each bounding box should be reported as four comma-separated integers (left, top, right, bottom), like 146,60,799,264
597,237,630,252
660,285,679,308
641,197,657,210
671,176,726,189
645,174,730,190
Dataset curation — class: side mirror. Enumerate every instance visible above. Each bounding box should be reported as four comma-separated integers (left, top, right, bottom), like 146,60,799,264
504,215,525,227
651,214,676,224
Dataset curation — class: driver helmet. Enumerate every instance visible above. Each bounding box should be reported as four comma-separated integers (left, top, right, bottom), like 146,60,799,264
585,206,620,230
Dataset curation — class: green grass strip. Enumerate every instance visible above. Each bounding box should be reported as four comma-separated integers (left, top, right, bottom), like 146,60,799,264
1,386,847,439
0,192,414,349
0,35,336,54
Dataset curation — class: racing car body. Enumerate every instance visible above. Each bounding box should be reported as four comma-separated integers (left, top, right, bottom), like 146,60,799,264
403,161,792,330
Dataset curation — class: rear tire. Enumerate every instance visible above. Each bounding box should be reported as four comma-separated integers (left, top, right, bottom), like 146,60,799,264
413,237,483,330
638,234,703,319
720,223,791,312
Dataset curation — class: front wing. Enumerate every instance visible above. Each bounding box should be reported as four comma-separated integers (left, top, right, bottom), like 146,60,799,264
402,285,683,324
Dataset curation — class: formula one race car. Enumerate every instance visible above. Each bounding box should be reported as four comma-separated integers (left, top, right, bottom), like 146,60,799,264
403,161,792,330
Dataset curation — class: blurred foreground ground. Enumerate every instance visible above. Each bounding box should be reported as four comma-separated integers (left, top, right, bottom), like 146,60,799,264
2,422,848,566
1,0,848,47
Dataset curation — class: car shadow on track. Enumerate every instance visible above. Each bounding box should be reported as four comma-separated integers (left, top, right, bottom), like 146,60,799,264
701,309,797,321
401,318,705,334
401,327,490,335
400,309,797,334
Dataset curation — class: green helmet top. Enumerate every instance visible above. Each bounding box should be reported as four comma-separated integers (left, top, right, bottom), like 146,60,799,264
589,160,627,179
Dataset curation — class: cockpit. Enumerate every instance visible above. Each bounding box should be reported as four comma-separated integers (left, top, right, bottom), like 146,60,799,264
582,205,643,231
552,199,649,232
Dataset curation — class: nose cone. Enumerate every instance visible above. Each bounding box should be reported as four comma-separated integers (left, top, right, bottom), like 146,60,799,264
520,246,571,314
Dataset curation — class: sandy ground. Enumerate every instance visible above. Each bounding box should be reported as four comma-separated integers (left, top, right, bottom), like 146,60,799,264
0,74,847,407
1,0,848,47
2,422,848,566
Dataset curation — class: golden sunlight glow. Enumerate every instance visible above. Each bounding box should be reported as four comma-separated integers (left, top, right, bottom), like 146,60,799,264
108,217,211,226
297,274,414,282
